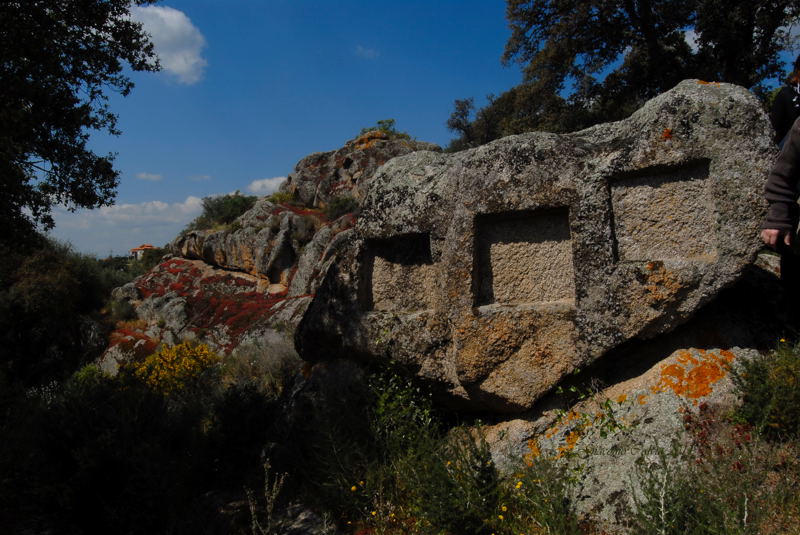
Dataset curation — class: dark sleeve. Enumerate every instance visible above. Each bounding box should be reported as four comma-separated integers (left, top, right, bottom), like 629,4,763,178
770,87,795,144
763,117,800,231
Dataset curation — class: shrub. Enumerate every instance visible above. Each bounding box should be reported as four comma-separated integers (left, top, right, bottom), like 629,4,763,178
359,118,411,140
398,429,499,535
290,215,318,245
183,192,257,233
500,455,582,535
131,342,221,396
629,404,800,535
267,190,295,204
323,195,359,220
732,340,800,438
0,238,134,385
223,338,302,396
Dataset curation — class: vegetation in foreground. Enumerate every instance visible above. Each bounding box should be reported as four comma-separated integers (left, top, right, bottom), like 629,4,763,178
4,332,800,533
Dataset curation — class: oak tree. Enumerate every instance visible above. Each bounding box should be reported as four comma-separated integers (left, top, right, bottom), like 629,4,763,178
448,0,800,149
0,0,160,241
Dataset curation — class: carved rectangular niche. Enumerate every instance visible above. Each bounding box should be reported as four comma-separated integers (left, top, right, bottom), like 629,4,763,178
473,208,575,307
610,161,717,262
361,233,436,312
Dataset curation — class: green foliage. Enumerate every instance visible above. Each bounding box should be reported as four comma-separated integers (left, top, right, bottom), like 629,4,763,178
0,0,159,242
500,456,583,535
323,196,359,220
184,192,258,233
448,0,800,150
732,340,800,438
266,190,296,204
0,359,280,533
290,215,318,245
629,405,800,535
359,118,411,140
0,238,134,384
398,430,500,535
223,339,302,396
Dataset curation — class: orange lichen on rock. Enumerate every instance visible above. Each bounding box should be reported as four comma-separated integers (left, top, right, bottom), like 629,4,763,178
643,263,682,305
661,128,673,140
651,349,735,401
524,439,541,465
696,80,721,86
556,431,581,459
616,394,628,404
637,393,649,405
354,130,388,150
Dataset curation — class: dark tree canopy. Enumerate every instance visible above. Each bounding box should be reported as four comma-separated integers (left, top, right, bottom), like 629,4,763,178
0,0,159,240
448,0,800,150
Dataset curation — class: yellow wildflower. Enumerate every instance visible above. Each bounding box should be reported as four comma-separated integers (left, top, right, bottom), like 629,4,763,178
501,505,507,512
350,486,357,492
515,481,523,489
498,515,504,520
371,511,377,516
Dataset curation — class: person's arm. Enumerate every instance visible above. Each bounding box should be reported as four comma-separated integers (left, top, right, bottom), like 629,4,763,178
770,87,794,144
762,118,800,247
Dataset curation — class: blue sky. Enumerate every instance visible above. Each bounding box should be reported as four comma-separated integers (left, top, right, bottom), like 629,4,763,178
49,2,798,256
50,0,523,256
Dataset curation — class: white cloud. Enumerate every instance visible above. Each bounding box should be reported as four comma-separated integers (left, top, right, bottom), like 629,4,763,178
131,6,207,84
684,29,700,53
136,172,162,181
50,196,203,255
355,45,380,60
189,174,212,182
247,176,286,195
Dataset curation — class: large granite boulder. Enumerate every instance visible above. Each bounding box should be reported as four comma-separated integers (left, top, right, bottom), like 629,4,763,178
297,80,775,413
281,130,441,208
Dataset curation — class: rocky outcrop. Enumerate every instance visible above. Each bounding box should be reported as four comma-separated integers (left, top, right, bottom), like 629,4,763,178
100,134,440,368
282,130,441,208
297,80,774,413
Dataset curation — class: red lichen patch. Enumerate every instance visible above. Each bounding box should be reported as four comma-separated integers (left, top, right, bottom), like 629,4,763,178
661,128,673,140
132,257,317,353
651,349,735,402
136,259,203,299
108,324,159,361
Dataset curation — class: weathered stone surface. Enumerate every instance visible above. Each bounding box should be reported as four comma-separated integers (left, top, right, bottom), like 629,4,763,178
100,135,435,366
282,130,441,208
297,80,774,413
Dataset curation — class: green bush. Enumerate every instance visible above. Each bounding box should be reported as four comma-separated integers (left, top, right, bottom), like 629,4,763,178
359,118,411,140
0,238,134,385
323,196,359,220
0,359,280,533
732,341,800,438
184,192,257,233
267,190,295,204
629,404,800,535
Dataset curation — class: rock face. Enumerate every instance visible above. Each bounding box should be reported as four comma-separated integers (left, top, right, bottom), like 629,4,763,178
100,133,440,368
282,129,441,208
297,80,774,413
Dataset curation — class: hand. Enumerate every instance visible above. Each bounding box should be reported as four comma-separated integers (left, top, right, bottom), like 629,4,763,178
761,228,793,248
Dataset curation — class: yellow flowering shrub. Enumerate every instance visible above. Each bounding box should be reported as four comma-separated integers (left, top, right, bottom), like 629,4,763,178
132,342,220,395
